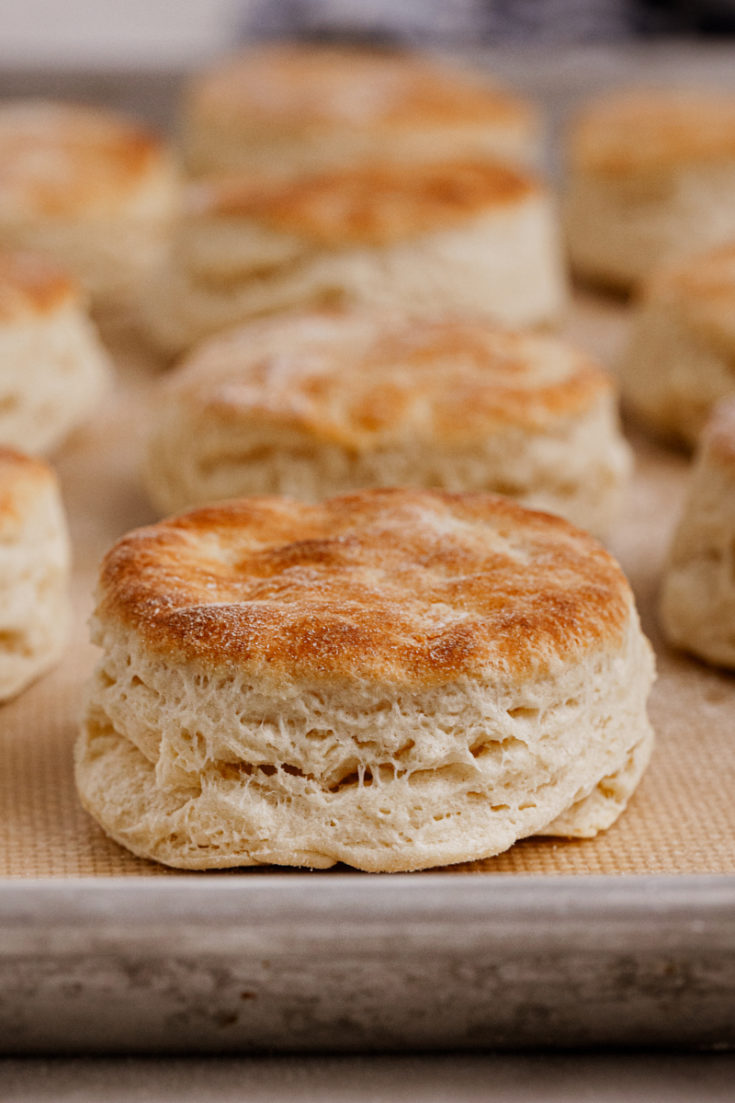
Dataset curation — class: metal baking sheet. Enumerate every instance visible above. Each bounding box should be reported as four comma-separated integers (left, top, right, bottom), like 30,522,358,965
1,875,734,1053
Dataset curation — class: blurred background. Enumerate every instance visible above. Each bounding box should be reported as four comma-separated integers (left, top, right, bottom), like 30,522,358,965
2,0,735,160
2,0,735,71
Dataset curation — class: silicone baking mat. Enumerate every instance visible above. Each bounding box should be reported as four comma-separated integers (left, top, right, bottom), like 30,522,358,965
1,295,734,877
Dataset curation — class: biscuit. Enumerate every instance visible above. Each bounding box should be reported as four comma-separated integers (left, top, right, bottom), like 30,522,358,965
145,310,630,537
75,488,655,872
620,243,735,447
182,43,539,178
565,88,735,291
0,100,178,311
0,449,70,700
144,158,566,356
0,251,111,453
660,399,735,667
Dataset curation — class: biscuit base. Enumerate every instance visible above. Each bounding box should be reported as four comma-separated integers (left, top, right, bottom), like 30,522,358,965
75,618,654,872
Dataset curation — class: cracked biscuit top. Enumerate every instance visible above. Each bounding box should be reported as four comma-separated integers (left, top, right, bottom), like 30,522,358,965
187,43,533,136
570,88,735,176
0,100,167,217
189,158,537,246
96,487,633,687
163,311,611,447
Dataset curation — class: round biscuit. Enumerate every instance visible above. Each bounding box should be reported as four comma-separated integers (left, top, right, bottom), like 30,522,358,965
0,100,178,310
144,158,566,355
183,43,539,177
565,87,735,290
146,310,630,536
76,488,655,872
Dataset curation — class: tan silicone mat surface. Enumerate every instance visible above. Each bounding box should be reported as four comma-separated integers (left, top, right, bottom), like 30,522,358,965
1,294,734,878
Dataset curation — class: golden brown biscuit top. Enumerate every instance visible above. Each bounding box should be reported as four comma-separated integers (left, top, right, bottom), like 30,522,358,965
0,100,165,216
0,447,57,535
644,243,735,347
97,488,633,687
570,88,735,176
191,157,536,245
0,251,76,321
188,43,533,135
168,312,610,445
702,397,735,469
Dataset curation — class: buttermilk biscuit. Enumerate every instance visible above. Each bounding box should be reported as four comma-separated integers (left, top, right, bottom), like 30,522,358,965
0,100,178,311
144,158,565,356
0,449,70,700
0,252,111,453
621,243,735,447
182,43,539,178
146,311,631,537
565,88,735,291
660,399,735,667
75,489,655,872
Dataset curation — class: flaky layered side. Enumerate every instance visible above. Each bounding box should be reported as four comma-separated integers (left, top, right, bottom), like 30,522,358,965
146,312,630,536
0,101,178,311
0,252,111,453
565,89,735,291
75,489,655,871
0,450,70,700
660,400,735,667
620,244,735,447
144,160,565,356
77,620,653,871
182,44,539,177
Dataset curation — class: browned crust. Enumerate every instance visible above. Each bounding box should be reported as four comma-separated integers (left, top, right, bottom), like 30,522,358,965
0,251,76,321
169,313,611,443
187,43,534,134
569,88,735,177
189,159,537,245
0,100,165,216
96,488,632,687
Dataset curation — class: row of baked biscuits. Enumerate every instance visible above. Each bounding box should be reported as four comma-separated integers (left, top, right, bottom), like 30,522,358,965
4,57,735,318
3,46,734,872
0,40,608,716
4,59,735,449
